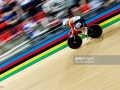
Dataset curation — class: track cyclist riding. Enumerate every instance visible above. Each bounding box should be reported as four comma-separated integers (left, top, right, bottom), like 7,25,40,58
63,16,89,40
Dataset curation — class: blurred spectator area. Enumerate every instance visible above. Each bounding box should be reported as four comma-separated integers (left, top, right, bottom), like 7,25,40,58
0,0,118,54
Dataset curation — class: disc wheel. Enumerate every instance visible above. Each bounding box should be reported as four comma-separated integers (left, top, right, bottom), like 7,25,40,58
67,35,82,49
89,24,102,38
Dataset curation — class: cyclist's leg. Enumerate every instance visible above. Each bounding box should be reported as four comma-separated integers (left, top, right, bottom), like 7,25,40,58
79,17,88,33
75,19,85,33
80,18,89,39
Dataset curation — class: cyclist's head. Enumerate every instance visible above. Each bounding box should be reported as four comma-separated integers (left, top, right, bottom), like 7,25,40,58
63,18,69,26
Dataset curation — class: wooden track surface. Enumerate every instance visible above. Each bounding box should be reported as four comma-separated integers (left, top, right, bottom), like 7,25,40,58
1,22,120,90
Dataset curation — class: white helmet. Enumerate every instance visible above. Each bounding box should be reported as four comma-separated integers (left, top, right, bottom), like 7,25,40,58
63,18,69,26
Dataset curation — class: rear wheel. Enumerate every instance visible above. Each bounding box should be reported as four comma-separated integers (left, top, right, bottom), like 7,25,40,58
89,24,102,38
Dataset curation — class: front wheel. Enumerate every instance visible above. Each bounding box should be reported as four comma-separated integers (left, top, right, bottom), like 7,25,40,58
88,24,102,38
67,35,82,49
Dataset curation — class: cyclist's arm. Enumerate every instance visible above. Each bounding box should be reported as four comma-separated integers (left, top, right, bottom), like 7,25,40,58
68,18,75,36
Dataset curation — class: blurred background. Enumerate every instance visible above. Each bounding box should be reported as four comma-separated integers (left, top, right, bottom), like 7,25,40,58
0,0,118,56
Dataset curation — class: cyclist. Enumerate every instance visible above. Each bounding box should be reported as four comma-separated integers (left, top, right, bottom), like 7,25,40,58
63,16,88,39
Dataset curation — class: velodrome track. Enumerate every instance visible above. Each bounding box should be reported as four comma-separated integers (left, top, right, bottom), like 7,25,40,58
1,20,120,90
0,3,120,89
